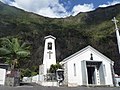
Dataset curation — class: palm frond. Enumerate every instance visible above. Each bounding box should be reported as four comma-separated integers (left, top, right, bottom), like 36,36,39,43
21,42,30,50
21,42,27,48
12,38,20,52
16,50,30,57
0,48,11,55
0,38,13,52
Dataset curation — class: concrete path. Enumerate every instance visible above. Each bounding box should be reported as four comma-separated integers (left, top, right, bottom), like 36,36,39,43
0,85,120,90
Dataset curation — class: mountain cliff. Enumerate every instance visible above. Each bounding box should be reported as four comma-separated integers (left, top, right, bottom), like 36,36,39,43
0,1,120,74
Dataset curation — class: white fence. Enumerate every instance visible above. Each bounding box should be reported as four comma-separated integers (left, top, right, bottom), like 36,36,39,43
23,75,42,83
22,74,58,86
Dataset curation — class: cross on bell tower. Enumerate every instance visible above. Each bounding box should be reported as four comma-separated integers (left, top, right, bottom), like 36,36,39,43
43,35,56,75
112,17,120,54
47,51,53,59
112,17,119,30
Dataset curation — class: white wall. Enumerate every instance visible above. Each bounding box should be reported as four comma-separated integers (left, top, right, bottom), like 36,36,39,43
67,59,82,86
0,68,6,85
66,48,113,86
23,75,42,83
32,75,39,83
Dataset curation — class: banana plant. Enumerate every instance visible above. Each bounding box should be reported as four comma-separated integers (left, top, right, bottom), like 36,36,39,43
0,37,30,69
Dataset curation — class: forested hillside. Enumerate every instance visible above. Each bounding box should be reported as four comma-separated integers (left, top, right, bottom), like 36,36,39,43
0,1,120,74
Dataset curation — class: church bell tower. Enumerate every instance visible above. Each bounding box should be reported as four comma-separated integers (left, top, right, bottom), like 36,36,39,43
43,35,56,75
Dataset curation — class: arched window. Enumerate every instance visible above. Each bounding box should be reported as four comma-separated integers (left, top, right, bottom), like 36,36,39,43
48,42,52,50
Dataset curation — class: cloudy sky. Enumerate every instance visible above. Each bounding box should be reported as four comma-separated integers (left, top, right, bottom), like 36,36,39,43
0,0,120,18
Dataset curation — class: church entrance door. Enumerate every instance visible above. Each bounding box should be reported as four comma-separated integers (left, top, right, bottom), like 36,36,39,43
87,66,96,84
81,60,105,85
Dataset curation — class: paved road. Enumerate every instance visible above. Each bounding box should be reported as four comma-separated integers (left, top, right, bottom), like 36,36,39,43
0,85,120,90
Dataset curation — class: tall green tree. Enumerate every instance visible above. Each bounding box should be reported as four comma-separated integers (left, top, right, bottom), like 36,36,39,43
0,37,30,69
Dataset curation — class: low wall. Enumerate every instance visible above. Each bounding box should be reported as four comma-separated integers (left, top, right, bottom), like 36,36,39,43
39,81,58,86
5,77,20,86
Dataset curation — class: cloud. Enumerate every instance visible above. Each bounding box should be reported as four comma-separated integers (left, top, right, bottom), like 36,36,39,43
0,0,11,4
72,3,94,16
0,0,94,18
99,0,120,7
37,6,70,18
1,0,119,18
4,0,69,18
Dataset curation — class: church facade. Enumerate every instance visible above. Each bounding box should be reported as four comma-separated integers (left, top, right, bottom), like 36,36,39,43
38,35,115,87
60,46,114,87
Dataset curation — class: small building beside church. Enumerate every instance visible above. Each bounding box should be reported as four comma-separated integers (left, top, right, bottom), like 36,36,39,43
0,63,9,85
60,46,114,87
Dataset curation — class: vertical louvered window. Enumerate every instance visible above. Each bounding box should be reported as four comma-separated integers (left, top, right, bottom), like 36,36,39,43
74,63,76,76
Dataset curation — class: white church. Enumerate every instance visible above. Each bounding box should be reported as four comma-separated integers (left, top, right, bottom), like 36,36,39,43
38,34,115,87
60,45,114,86
37,17,120,87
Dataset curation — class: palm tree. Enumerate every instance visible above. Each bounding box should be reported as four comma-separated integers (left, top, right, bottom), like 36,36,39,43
0,37,30,69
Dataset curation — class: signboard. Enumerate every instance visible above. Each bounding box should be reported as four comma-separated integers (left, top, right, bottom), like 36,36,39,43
0,68,6,85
